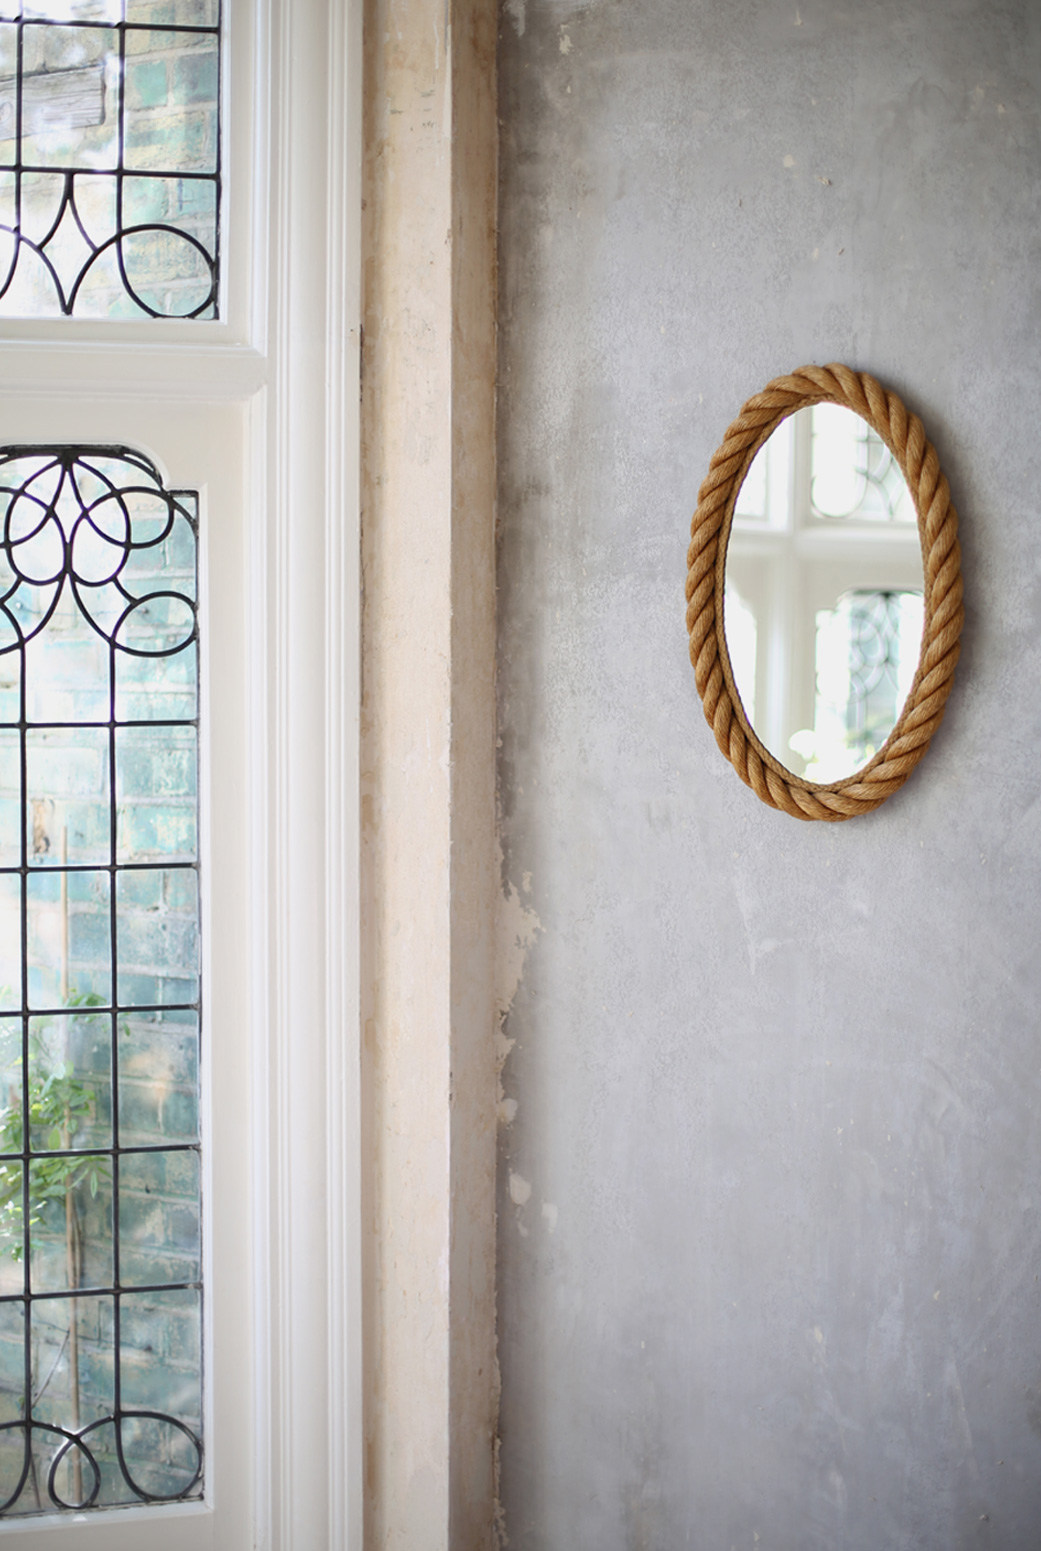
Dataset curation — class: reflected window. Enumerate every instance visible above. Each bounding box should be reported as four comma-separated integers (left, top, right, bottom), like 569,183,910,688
726,404,924,781
0,447,202,1516
0,1,220,318
792,590,925,784
810,403,914,524
734,414,792,528
723,583,757,729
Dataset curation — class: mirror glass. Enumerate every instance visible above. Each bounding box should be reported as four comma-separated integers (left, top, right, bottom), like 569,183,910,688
724,404,924,783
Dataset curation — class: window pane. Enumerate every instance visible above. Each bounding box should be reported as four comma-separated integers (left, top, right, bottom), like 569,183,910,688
0,446,202,1519
0,4,220,318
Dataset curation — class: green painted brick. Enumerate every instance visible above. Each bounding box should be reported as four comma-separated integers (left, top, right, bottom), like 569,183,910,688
117,1082,164,1138
172,49,218,104
162,1151,199,1195
118,912,198,973
118,870,163,909
66,873,109,908
76,1349,115,1403
119,1304,164,1356
162,1202,199,1252
120,1192,166,1247
160,1307,200,1365
117,971,160,1007
69,911,111,963
122,1150,168,1194
164,871,198,912
27,870,61,903
119,804,197,861
118,741,196,800
65,801,111,850
127,59,168,110
157,976,198,1006
119,1246,198,1286
159,1087,198,1141
124,177,170,223
118,1026,198,1085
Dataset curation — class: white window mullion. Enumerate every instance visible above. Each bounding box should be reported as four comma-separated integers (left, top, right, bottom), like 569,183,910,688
251,0,361,1546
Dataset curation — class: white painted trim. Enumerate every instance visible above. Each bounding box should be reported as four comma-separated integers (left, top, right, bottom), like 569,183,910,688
322,0,363,1544
249,0,362,1545
0,345,267,400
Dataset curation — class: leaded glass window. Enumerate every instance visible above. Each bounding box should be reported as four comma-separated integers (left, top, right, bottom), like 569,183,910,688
0,2,220,319
0,446,202,1515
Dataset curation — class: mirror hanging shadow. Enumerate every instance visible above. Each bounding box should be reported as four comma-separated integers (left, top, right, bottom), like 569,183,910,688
685,365,964,822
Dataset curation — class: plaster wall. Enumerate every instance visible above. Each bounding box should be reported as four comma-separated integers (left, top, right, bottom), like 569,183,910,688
495,3,1041,1547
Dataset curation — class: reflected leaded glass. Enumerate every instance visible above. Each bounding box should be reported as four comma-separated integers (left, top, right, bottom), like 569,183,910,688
807,589,924,783
0,2,220,318
0,446,202,1517
810,403,915,523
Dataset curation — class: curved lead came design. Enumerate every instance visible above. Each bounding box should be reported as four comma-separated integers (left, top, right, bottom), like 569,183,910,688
0,446,203,1516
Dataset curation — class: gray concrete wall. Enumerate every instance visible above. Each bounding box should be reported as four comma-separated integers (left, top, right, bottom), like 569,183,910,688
495,3,1041,1547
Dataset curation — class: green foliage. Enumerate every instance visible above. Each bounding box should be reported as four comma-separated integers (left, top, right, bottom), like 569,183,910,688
0,994,110,1264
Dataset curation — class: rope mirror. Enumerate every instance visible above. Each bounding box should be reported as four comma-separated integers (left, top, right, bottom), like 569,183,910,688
685,364,964,821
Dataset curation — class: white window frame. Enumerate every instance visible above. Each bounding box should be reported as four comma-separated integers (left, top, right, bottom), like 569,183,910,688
0,0,362,1545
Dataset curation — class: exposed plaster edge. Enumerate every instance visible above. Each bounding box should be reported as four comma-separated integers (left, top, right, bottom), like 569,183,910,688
491,847,543,1545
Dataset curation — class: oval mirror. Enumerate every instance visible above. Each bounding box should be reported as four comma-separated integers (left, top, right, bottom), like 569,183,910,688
685,365,964,821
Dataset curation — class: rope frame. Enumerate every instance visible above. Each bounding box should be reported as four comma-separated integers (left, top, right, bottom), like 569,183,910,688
685,364,964,821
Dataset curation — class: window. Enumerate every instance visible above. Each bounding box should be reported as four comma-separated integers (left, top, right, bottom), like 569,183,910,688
0,0,361,1543
0,0,221,319
0,448,202,1516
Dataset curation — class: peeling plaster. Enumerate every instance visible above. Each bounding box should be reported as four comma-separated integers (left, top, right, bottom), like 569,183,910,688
495,863,543,1024
495,851,543,1129
509,1172,532,1206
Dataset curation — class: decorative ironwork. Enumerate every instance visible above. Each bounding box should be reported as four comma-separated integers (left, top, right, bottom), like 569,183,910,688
811,409,914,523
0,446,202,1516
0,3,221,319
839,589,921,765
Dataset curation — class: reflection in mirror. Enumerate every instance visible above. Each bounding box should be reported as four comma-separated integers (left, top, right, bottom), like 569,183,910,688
725,404,924,783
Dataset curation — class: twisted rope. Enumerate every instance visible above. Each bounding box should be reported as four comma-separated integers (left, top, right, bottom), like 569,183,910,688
685,364,964,821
